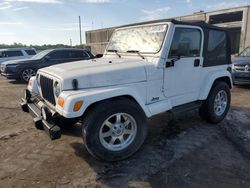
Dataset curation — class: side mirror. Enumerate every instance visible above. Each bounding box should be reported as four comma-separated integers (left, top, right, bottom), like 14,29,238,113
166,55,181,68
95,54,103,58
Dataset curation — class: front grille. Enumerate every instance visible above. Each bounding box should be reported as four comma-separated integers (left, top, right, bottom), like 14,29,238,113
235,65,250,72
40,75,56,105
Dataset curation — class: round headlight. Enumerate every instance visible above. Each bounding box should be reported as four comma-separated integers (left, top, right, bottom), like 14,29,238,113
54,81,61,98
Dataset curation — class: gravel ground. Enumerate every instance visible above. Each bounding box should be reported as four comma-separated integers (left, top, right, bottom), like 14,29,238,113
0,77,249,188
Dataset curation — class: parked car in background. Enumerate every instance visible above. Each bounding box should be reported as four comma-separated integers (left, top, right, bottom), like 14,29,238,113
0,48,37,64
232,46,250,85
1,48,94,82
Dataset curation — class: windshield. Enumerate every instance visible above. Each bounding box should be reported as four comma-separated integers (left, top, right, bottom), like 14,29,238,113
32,49,53,59
107,24,168,53
239,47,250,57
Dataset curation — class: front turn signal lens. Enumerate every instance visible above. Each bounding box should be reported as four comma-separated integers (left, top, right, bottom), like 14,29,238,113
57,97,64,107
73,101,83,112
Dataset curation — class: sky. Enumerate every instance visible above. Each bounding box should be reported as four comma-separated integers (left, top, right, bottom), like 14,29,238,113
0,0,249,45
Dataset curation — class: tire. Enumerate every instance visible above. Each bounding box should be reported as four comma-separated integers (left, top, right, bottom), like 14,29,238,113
82,98,147,162
21,68,36,82
199,81,231,124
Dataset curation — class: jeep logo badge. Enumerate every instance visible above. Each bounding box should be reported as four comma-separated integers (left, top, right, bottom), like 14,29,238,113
245,65,249,72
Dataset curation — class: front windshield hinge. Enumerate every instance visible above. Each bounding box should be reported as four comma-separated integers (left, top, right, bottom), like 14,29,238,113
127,50,145,59
107,49,121,58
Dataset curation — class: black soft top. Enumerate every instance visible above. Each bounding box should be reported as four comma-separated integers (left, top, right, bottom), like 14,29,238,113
170,19,231,67
170,19,228,32
119,18,228,32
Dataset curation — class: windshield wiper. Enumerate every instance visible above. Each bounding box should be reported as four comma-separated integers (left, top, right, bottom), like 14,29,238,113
127,50,145,59
107,49,121,58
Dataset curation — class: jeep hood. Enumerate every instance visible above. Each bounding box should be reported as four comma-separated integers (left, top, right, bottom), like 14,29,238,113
39,57,148,90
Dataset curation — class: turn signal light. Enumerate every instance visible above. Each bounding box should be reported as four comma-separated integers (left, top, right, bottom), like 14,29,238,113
57,97,64,107
73,101,83,112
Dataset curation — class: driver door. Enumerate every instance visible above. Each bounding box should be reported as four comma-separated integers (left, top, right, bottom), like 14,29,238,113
164,26,204,106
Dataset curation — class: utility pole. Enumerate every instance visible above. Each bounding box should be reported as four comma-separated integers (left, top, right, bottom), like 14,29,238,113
79,16,83,48
70,38,72,47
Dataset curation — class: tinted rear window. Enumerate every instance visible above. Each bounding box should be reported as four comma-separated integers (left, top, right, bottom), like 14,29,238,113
206,30,227,65
25,50,36,55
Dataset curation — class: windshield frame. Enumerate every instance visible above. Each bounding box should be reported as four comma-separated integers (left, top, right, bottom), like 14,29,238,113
106,22,169,55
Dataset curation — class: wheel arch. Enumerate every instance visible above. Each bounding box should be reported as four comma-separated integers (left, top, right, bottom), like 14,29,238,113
199,71,232,100
82,95,148,121
213,76,232,89
58,87,151,119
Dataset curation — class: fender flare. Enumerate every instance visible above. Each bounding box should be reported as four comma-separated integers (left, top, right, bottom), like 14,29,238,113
198,70,232,100
57,86,151,118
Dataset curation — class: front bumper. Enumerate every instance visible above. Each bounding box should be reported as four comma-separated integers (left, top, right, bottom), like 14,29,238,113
1,66,20,79
1,72,19,79
21,92,61,140
232,72,250,84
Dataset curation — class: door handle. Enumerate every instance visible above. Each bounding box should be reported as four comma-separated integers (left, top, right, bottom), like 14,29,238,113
194,59,200,67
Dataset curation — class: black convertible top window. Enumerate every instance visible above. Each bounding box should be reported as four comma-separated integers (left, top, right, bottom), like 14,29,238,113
202,29,231,67
206,30,227,65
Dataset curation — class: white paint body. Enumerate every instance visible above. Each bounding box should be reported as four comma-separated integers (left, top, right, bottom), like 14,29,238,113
28,22,232,119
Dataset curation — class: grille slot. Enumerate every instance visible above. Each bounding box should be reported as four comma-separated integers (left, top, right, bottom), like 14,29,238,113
40,75,56,105
235,65,250,72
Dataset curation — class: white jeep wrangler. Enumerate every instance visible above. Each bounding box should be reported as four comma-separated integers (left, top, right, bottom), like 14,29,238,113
21,20,232,161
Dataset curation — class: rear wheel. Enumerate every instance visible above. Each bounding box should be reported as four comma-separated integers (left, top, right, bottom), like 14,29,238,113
199,81,231,124
21,68,36,82
82,98,147,161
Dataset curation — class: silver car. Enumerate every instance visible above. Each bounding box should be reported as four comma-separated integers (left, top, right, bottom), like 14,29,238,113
232,46,250,85
0,48,37,65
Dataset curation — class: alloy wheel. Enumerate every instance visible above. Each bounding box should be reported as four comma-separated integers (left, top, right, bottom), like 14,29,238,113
99,113,137,151
214,90,228,116
22,69,36,82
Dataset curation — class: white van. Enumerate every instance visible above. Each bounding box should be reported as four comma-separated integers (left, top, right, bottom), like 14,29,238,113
0,48,37,64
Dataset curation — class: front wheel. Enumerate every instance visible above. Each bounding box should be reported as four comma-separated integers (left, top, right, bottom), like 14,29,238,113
82,99,147,161
21,68,36,82
199,81,231,124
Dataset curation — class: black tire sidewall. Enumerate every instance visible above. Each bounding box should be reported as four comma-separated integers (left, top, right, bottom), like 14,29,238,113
206,82,231,123
82,99,147,161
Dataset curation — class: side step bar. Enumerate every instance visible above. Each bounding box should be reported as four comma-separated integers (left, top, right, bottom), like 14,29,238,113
171,101,203,114
21,99,61,140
